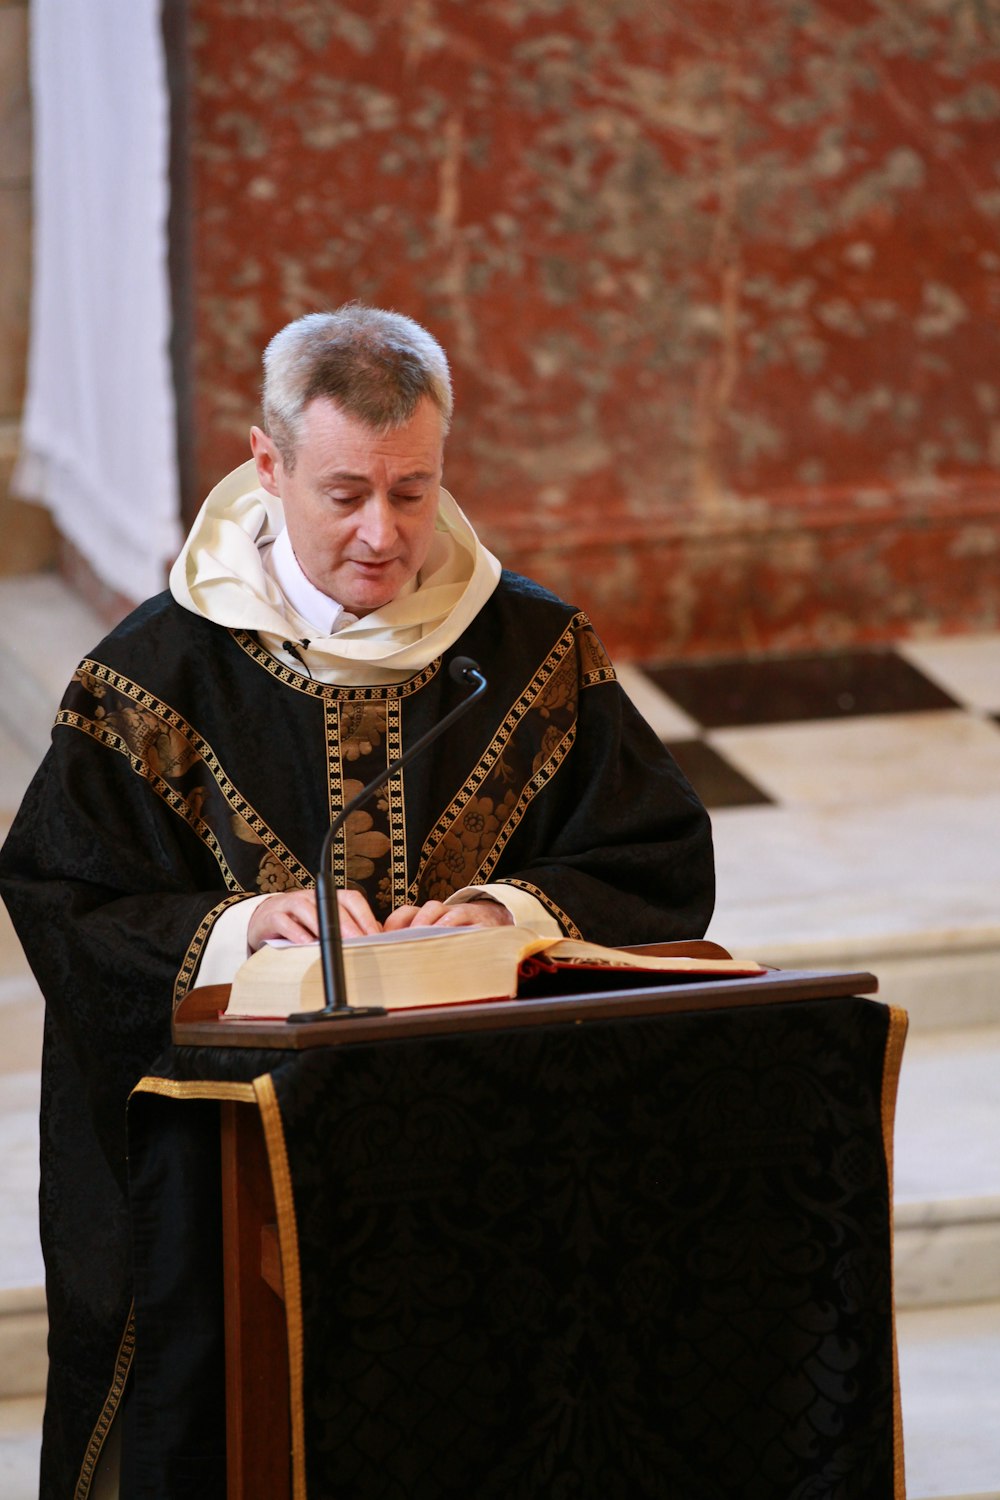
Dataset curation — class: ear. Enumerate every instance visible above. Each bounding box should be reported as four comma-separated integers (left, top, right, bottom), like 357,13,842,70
250,426,283,497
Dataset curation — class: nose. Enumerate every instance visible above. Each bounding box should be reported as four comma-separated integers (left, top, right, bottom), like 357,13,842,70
357,496,399,555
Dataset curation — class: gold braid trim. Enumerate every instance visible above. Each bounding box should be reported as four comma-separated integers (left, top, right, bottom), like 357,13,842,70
232,630,442,699
57,712,245,890
73,1305,136,1500
132,1078,257,1104
59,660,310,892
497,879,583,939
880,1005,909,1500
581,665,616,688
409,619,579,902
253,1074,307,1500
173,894,247,1009
573,616,617,689
473,725,577,885
384,694,407,910
324,698,347,889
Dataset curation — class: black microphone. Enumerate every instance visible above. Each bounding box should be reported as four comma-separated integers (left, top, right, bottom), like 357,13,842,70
288,656,488,1022
281,640,313,679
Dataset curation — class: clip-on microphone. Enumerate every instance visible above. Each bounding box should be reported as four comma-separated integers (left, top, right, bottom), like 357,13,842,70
288,656,488,1022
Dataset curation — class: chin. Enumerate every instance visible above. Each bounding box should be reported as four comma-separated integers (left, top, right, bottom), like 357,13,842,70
340,568,407,616
343,589,397,617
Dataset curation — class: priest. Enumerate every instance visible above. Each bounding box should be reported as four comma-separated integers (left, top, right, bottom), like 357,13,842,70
0,304,713,1498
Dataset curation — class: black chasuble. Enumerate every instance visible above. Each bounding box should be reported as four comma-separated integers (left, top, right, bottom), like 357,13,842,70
0,572,713,1498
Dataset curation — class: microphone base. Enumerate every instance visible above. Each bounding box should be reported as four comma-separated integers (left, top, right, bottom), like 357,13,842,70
286,1004,387,1024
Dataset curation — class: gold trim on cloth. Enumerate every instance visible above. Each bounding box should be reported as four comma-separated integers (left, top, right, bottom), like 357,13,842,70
384,695,407,911
409,619,581,903
324,697,347,889
58,661,310,894
57,708,244,890
253,1073,306,1500
574,617,617,688
132,1077,258,1104
324,695,404,914
130,1075,303,1490
880,1004,909,1500
73,1306,136,1500
498,879,582,939
173,894,246,1008
232,629,442,699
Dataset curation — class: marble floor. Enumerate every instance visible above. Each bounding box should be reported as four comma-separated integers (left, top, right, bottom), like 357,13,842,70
0,1396,44,1499
622,631,1000,962
897,1300,1000,1500
1,573,999,1498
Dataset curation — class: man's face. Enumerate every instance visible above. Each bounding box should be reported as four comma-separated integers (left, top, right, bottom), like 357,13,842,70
251,396,445,617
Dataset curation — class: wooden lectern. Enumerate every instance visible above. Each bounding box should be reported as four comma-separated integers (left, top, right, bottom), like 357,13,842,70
127,961,907,1500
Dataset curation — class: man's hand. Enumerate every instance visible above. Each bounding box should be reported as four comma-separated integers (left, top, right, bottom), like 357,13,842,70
383,898,514,932
247,889,383,951
248,891,512,951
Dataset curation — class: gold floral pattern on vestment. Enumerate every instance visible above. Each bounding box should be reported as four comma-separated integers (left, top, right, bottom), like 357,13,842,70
343,778,393,883
340,700,388,762
60,614,614,932
256,852,300,895
324,695,404,914
58,661,309,895
408,617,595,904
576,621,616,687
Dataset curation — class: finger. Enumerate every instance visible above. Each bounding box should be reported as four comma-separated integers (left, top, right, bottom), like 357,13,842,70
285,892,320,934
337,889,382,935
253,911,317,947
383,905,421,931
258,891,318,933
403,901,451,927
426,904,484,928
287,889,319,916
461,901,513,928
278,914,321,944
337,908,373,938
430,902,513,929
249,894,315,950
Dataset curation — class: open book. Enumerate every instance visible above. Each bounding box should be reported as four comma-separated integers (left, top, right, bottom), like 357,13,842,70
223,926,766,1019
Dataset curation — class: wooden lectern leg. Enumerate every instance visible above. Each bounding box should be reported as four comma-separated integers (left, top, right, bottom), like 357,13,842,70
220,1101,292,1500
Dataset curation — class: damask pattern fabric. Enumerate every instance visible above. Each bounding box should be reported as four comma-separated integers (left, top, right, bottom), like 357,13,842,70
0,572,712,1498
129,994,903,1499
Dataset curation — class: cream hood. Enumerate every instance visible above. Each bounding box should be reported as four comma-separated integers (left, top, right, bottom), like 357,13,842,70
169,460,502,686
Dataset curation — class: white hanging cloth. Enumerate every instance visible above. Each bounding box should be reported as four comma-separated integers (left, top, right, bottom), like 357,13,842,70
15,0,181,600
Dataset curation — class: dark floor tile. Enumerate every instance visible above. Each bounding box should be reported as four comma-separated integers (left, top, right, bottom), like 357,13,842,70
665,739,773,810
646,650,959,730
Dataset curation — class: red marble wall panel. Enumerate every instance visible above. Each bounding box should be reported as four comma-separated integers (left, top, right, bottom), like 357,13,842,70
183,0,1000,658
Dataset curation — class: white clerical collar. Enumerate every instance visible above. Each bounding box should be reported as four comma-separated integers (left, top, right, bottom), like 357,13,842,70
264,526,358,635
170,463,503,684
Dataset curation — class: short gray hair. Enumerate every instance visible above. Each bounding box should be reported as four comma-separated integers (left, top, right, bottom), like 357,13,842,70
261,304,453,465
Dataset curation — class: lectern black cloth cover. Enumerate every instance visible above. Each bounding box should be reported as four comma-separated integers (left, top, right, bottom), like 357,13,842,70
127,992,906,1500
